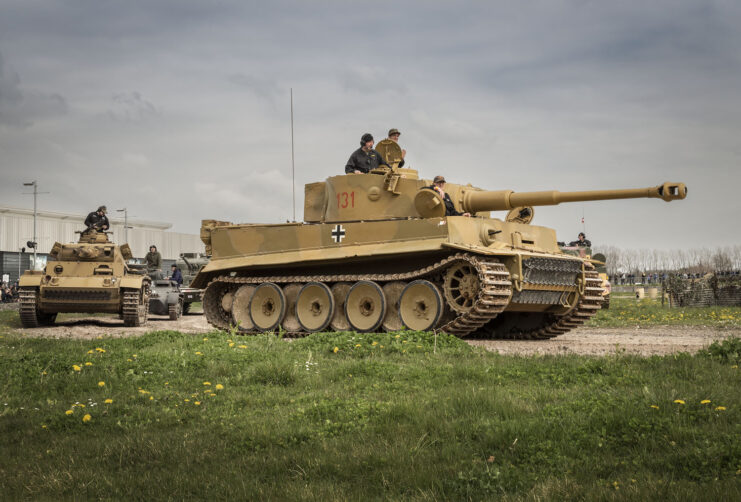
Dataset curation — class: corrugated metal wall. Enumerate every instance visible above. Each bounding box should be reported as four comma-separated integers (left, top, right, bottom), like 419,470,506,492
0,207,203,259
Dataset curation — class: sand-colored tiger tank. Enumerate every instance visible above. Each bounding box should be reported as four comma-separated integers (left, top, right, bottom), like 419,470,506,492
192,148,686,339
18,230,151,328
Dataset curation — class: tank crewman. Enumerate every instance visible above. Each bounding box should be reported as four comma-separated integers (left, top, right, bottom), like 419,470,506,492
425,176,471,217
345,133,389,174
386,128,406,167
84,206,110,231
568,232,592,247
145,245,162,271
169,264,183,286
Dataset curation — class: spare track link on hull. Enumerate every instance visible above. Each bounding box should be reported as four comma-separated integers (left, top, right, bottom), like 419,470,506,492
19,287,40,328
122,289,148,327
502,263,605,340
202,253,513,337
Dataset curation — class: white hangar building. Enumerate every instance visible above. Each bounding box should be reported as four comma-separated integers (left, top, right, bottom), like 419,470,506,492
0,205,204,282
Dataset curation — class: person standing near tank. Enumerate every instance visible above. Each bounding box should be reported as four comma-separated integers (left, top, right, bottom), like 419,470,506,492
84,206,109,231
386,128,406,167
145,245,162,271
345,133,389,174
426,176,471,217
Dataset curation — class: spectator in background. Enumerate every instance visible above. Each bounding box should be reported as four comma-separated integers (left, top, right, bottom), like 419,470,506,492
169,264,183,286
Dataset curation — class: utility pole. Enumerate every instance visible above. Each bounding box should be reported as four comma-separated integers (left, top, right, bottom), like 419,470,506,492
116,208,133,243
22,181,48,270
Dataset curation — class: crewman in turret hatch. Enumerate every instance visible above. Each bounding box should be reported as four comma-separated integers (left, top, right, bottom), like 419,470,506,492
345,133,389,174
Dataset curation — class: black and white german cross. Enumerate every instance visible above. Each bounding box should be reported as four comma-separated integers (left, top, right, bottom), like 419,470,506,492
331,224,346,243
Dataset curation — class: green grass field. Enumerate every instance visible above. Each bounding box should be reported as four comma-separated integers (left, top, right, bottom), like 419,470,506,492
1,301,740,500
588,296,741,329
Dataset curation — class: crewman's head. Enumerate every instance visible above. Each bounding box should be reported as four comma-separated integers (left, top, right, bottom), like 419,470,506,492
97,206,107,214
578,232,586,239
433,175,446,187
150,245,157,252
388,128,401,142
360,133,374,149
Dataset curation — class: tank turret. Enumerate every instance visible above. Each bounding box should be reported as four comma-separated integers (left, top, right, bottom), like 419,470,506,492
194,167,687,340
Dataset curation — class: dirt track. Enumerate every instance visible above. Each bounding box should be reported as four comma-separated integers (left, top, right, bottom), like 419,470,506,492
10,305,739,356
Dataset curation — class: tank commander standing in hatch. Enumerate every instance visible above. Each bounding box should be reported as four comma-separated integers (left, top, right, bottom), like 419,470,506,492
386,128,406,167
345,133,389,174
426,176,471,217
145,245,162,271
84,206,110,232
569,232,592,247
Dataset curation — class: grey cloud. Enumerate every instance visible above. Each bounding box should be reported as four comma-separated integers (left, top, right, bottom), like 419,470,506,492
340,67,407,94
107,92,159,122
0,52,67,128
228,74,284,101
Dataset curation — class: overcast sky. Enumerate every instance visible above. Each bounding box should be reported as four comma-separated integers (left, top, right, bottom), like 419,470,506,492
1,0,739,250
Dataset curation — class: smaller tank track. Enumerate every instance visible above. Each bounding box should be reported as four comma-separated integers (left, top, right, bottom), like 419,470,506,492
19,287,40,328
122,289,149,327
203,252,512,337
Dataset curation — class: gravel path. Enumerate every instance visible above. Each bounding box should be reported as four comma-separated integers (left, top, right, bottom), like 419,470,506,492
10,306,739,356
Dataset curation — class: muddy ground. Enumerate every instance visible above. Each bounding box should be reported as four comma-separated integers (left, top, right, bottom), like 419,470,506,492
6,303,738,356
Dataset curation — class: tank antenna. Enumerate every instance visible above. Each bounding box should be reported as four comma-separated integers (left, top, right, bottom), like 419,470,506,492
290,88,296,222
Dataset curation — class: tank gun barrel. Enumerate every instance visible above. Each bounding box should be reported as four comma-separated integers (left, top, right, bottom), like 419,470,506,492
461,182,687,213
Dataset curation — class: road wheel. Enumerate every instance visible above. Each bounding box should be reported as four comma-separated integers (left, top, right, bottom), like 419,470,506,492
330,282,352,331
345,281,386,333
296,282,334,333
249,283,286,332
231,285,257,332
382,281,406,332
399,280,443,331
281,283,302,332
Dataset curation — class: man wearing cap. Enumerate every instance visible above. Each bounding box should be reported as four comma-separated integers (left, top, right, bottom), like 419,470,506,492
345,133,389,174
426,176,471,217
386,128,406,167
84,205,110,231
145,245,162,272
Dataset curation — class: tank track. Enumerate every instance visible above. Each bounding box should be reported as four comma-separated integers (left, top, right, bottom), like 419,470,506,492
19,287,40,328
495,264,605,340
203,252,512,337
122,289,149,327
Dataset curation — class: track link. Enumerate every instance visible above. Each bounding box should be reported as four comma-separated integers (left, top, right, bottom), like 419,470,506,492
203,253,513,337
19,287,40,328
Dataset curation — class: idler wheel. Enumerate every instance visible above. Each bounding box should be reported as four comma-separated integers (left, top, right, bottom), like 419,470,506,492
281,283,303,332
443,262,480,313
330,282,352,331
296,282,335,333
231,285,257,331
249,282,286,332
382,281,406,332
345,280,386,333
398,280,443,332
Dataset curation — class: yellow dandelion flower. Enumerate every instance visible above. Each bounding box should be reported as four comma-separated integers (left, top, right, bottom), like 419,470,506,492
72,364,81,372
164,382,169,386
202,337,208,341
138,389,150,395
127,358,133,362
238,345,247,349
733,365,738,369
85,362,93,366
394,334,400,339
355,344,361,347
229,342,235,348
41,425,47,429
95,347,105,353
215,384,224,390
82,414,91,423
203,382,211,386
715,406,727,411
132,354,137,358
380,345,384,348
42,371,47,375
371,341,378,346
104,399,113,404
149,396,153,401
184,399,190,402
194,401,201,406
673,400,685,405
98,381,105,387
333,347,339,353
700,400,711,404
65,409,74,415
195,351,203,355
87,349,94,354
650,405,659,409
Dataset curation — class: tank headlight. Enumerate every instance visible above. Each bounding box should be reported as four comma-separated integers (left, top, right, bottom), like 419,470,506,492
54,265,64,274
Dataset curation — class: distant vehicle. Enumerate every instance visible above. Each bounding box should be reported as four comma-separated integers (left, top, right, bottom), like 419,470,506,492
18,230,150,327
176,252,209,314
